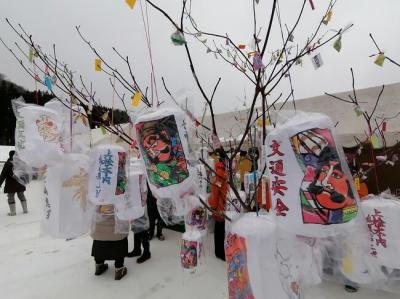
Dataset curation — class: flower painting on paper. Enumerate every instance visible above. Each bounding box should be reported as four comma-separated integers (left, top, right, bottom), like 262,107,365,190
36,114,60,143
62,167,89,212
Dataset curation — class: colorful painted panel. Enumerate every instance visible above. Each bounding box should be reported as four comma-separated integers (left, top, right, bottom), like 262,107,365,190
136,115,189,188
115,152,127,195
290,128,357,225
225,233,254,299
180,239,198,270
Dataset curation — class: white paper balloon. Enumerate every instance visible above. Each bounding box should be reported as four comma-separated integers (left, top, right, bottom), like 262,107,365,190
15,105,64,167
41,154,92,238
181,230,203,274
361,198,400,268
266,112,359,237
226,213,292,299
88,144,127,205
115,158,148,221
134,108,195,200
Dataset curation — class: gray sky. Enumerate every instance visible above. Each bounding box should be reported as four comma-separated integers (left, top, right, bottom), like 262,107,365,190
1,0,399,114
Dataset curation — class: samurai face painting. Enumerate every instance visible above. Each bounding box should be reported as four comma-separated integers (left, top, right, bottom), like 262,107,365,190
36,115,60,143
136,115,189,188
291,128,357,225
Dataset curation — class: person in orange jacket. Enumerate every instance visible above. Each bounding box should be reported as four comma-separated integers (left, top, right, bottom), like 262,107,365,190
208,148,228,261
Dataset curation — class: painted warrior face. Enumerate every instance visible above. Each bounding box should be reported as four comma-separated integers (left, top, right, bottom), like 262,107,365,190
143,130,171,162
309,161,353,210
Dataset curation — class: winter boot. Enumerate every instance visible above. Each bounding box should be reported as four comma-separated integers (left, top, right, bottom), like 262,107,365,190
21,201,28,214
127,233,142,258
114,267,127,280
7,203,16,216
95,263,108,276
137,234,151,264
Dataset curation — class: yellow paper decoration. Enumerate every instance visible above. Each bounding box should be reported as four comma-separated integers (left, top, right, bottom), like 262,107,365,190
354,177,360,191
374,53,385,67
95,59,102,72
125,0,137,9
131,92,142,107
370,135,380,149
323,10,333,25
256,117,271,127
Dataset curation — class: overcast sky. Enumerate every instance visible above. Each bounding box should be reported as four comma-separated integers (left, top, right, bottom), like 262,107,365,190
1,0,399,114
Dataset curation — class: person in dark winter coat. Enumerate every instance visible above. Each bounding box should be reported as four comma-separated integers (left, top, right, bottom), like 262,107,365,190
91,204,129,280
127,209,151,264
0,151,28,216
147,185,165,241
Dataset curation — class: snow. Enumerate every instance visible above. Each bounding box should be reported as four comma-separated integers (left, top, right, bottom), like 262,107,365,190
0,181,399,299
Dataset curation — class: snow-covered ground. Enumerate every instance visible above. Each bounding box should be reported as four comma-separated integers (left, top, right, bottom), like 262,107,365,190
0,181,398,299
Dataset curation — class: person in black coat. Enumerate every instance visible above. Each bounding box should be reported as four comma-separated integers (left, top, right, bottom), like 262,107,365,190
147,185,165,241
0,151,28,216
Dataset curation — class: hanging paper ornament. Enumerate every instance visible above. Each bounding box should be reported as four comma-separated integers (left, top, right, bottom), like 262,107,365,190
381,121,387,132
115,158,148,220
333,36,342,52
88,144,127,205
311,53,323,69
44,75,53,91
100,126,107,135
353,105,363,117
238,44,246,50
370,134,380,149
244,171,261,196
171,30,186,46
374,53,386,66
125,0,136,9
265,112,359,237
41,154,92,238
134,108,195,200
14,103,64,167
181,230,203,273
212,133,222,149
95,58,102,72
131,92,142,108
28,47,34,63
322,10,333,25
253,53,264,71
288,34,294,42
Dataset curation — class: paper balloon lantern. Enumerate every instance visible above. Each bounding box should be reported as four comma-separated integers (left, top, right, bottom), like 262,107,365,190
185,195,207,232
134,108,195,200
88,144,127,205
41,154,92,238
115,158,148,221
226,213,293,299
361,198,400,268
266,112,359,237
45,99,90,153
15,104,64,167
180,230,203,273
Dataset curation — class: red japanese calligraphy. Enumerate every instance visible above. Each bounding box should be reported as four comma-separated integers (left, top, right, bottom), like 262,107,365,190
269,160,286,176
272,176,288,196
275,198,289,216
268,140,284,157
366,209,387,251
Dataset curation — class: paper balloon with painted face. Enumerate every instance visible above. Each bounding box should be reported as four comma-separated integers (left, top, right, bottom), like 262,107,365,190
266,112,359,237
134,108,195,200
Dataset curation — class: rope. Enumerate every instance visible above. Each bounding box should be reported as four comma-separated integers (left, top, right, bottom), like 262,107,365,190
139,0,160,107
